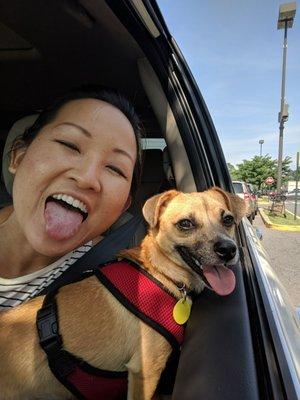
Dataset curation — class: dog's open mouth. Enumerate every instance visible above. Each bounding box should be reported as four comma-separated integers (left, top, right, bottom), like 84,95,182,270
176,246,236,296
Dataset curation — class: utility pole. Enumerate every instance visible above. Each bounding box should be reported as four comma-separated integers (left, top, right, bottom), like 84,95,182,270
276,3,296,193
259,140,264,156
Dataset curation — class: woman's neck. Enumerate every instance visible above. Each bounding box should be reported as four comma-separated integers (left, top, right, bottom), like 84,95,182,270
0,206,60,279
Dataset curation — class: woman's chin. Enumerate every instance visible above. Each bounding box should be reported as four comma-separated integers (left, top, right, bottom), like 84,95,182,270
27,228,88,258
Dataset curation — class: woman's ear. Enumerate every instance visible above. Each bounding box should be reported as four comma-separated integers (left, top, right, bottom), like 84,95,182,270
8,142,27,175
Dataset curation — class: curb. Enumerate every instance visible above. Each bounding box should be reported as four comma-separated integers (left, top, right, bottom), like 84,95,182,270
285,209,300,220
259,208,300,232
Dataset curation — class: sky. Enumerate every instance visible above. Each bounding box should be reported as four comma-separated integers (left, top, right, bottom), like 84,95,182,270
157,0,300,169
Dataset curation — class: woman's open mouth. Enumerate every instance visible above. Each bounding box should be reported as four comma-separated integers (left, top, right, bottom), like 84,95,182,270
176,245,236,296
44,194,88,241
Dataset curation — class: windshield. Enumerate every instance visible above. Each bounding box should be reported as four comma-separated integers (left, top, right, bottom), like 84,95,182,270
233,182,243,194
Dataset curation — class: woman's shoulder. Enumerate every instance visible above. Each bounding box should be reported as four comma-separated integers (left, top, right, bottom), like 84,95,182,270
0,241,93,310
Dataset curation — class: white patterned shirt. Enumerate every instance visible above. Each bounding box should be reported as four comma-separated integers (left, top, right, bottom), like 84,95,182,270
0,241,92,311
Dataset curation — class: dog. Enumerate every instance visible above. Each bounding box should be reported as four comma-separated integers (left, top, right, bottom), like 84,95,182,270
0,187,246,400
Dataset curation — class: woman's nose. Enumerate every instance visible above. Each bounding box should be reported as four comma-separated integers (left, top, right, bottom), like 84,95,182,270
69,159,102,192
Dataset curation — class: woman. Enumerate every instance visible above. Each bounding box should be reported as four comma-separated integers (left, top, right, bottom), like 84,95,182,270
0,86,142,309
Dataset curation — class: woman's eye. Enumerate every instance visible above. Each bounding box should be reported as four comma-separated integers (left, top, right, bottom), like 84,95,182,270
223,215,234,227
55,140,80,153
106,165,127,179
176,219,196,230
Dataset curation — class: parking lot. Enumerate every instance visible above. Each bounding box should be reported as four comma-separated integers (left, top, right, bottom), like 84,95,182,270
254,213,300,307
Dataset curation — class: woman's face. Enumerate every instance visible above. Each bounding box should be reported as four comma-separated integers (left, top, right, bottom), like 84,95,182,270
9,98,137,256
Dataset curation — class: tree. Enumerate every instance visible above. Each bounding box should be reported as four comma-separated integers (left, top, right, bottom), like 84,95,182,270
235,155,276,189
228,155,293,190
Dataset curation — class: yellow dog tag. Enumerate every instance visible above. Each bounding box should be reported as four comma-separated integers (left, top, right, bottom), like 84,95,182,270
173,298,192,325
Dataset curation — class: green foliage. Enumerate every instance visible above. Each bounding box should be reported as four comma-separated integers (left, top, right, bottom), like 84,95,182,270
230,155,292,189
279,156,293,184
235,155,275,189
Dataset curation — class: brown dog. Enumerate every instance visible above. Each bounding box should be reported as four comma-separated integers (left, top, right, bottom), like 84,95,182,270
0,188,246,400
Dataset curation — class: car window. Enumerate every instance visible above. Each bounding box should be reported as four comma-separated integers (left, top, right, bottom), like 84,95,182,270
142,138,166,150
233,182,243,193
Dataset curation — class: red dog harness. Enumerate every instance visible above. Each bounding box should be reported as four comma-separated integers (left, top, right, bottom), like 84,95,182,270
36,259,185,400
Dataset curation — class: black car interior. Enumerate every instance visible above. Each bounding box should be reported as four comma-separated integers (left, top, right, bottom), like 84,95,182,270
0,1,269,399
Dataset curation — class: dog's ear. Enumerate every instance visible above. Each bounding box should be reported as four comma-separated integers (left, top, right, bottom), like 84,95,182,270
209,187,247,224
143,190,179,228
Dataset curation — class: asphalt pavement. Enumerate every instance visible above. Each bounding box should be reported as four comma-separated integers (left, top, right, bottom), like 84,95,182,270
253,213,300,307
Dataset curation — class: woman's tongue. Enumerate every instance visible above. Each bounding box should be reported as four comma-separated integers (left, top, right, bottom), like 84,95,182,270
44,200,84,241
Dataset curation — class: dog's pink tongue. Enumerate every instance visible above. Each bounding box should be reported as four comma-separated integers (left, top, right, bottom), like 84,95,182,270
203,264,236,296
44,201,83,240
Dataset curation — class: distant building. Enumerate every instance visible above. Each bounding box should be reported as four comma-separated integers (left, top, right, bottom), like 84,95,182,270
286,181,297,192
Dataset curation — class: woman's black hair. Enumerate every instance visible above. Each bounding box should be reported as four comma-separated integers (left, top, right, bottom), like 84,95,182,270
16,85,143,195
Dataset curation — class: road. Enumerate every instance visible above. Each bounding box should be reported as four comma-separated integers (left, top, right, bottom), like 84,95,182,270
285,200,300,218
253,213,300,307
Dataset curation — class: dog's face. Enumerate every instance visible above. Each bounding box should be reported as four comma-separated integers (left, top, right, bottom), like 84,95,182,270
143,187,246,296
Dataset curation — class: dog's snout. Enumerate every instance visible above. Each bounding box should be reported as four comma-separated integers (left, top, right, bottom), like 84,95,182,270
214,240,237,262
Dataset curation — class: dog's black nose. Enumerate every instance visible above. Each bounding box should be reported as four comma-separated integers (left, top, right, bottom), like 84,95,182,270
214,241,237,262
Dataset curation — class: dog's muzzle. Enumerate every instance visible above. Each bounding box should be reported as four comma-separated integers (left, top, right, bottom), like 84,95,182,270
175,242,238,296
175,245,212,289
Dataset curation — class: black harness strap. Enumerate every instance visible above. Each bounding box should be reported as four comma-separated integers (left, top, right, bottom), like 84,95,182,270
37,288,128,400
37,289,86,399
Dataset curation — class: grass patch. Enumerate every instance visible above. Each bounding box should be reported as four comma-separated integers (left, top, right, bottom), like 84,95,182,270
258,199,269,205
267,210,300,226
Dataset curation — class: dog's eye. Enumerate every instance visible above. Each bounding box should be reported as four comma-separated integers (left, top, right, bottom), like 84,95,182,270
176,219,196,230
223,215,234,227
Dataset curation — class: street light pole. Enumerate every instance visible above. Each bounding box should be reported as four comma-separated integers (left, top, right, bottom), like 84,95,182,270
277,20,288,193
276,2,296,194
259,139,264,156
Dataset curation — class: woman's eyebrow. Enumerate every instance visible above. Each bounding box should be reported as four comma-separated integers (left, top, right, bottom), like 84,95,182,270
113,148,135,164
55,122,92,138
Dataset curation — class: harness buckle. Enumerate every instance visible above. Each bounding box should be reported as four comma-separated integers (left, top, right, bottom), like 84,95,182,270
37,301,77,378
37,302,62,354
